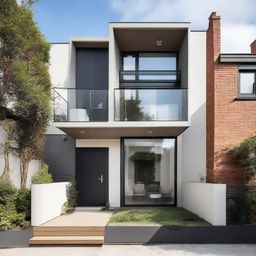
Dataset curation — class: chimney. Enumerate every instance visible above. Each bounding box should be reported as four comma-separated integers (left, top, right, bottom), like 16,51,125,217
251,40,256,54
206,12,221,183
207,12,221,60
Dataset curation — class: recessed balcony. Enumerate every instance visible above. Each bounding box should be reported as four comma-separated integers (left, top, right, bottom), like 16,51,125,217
53,88,108,122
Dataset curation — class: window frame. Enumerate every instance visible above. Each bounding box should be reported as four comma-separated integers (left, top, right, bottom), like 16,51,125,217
120,51,179,89
121,51,178,72
238,70,256,99
120,136,177,207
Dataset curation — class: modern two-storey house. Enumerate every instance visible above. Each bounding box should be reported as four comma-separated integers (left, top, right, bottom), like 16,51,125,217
45,12,256,211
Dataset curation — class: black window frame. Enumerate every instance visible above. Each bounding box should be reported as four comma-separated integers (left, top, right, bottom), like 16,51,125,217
120,136,177,207
238,70,256,99
120,51,180,89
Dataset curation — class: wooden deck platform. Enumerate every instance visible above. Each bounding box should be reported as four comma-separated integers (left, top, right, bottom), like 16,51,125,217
29,210,112,246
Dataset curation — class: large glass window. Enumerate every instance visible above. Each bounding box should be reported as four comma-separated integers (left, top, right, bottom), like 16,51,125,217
138,53,176,71
239,71,256,97
123,138,176,205
121,52,178,85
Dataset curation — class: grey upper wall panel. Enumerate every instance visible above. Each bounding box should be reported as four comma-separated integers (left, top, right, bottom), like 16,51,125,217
76,48,109,89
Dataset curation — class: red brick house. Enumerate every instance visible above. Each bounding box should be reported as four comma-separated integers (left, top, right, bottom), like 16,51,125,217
206,12,256,185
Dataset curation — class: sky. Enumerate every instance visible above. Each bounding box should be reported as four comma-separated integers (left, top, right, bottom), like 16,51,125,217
32,0,256,53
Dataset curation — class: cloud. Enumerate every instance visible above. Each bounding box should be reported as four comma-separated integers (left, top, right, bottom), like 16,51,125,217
110,0,256,52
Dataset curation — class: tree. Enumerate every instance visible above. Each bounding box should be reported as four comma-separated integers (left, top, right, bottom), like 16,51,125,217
233,132,256,185
0,0,51,188
0,120,16,181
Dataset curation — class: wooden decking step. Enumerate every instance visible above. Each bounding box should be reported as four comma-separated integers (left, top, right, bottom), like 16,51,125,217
29,236,104,245
33,226,105,236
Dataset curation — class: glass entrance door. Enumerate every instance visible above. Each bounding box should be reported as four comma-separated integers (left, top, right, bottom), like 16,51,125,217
122,138,176,206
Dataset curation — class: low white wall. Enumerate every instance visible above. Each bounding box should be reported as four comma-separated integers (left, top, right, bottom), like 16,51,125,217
182,182,226,226
31,182,69,226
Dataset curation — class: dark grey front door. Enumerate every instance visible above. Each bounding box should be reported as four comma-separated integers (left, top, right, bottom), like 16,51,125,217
76,148,108,206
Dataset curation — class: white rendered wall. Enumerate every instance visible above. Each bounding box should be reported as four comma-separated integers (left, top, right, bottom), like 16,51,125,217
181,31,206,187
183,183,226,226
76,139,121,207
31,182,69,226
0,128,41,188
49,43,69,88
48,43,69,134
108,27,120,122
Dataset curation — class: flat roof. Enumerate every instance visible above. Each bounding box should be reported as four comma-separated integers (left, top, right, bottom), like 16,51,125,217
220,54,256,63
109,22,190,24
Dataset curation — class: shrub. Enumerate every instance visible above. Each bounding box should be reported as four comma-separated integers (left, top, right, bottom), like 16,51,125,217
233,133,256,182
0,179,17,211
66,180,77,210
31,164,53,184
245,187,256,224
226,199,238,225
0,206,25,231
15,188,31,220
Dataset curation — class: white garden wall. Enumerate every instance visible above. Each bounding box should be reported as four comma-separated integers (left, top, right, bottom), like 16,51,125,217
0,127,41,188
31,182,69,226
182,182,226,226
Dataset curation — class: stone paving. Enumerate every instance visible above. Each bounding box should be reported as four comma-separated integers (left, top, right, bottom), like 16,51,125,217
0,244,256,256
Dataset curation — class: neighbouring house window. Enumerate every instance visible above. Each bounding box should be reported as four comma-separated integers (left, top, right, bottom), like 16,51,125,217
123,138,176,206
239,71,256,98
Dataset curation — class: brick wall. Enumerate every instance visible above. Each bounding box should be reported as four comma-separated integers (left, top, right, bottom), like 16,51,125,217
206,12,256,185
251,40,256,54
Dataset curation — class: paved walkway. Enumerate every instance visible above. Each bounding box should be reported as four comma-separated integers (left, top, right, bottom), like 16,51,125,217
0,244,256,256
42,210,112,226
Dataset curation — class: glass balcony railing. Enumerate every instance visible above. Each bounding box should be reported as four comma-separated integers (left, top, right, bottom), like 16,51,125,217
53,88,108,122
114,89,188,121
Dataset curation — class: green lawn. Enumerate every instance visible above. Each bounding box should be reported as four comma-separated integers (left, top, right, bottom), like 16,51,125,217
108,208,210,227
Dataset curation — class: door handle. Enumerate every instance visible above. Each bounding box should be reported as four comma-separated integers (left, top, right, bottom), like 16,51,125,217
98,175,104,183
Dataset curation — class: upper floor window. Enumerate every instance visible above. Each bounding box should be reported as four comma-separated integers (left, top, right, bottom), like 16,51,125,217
239,71,256,98
121,52,179,88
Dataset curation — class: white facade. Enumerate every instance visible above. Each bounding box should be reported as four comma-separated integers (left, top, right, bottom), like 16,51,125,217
48,24,207,209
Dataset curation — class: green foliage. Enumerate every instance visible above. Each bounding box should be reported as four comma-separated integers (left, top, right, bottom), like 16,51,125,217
0,180,29,231
61,202,69,215
0,206,25,231
0,0,51,188
226,199,238,225
245,187,256,224
120,97,152,121
66,180,77,210
233,133,256,224
15,188,31,220
233,133,256,182
31,164,53,184
0,179,17,211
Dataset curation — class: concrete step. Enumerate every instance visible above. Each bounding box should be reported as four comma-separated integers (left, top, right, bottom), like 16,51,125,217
29,236,104,245
75,207,104,212
33,226,105,236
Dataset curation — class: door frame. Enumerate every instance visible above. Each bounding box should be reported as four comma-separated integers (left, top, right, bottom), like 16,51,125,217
75,147,109,207
120,137,177,207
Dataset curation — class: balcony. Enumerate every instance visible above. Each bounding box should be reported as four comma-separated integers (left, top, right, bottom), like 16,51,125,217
115,88,188,121
120,70,181,88
53,88,108,122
